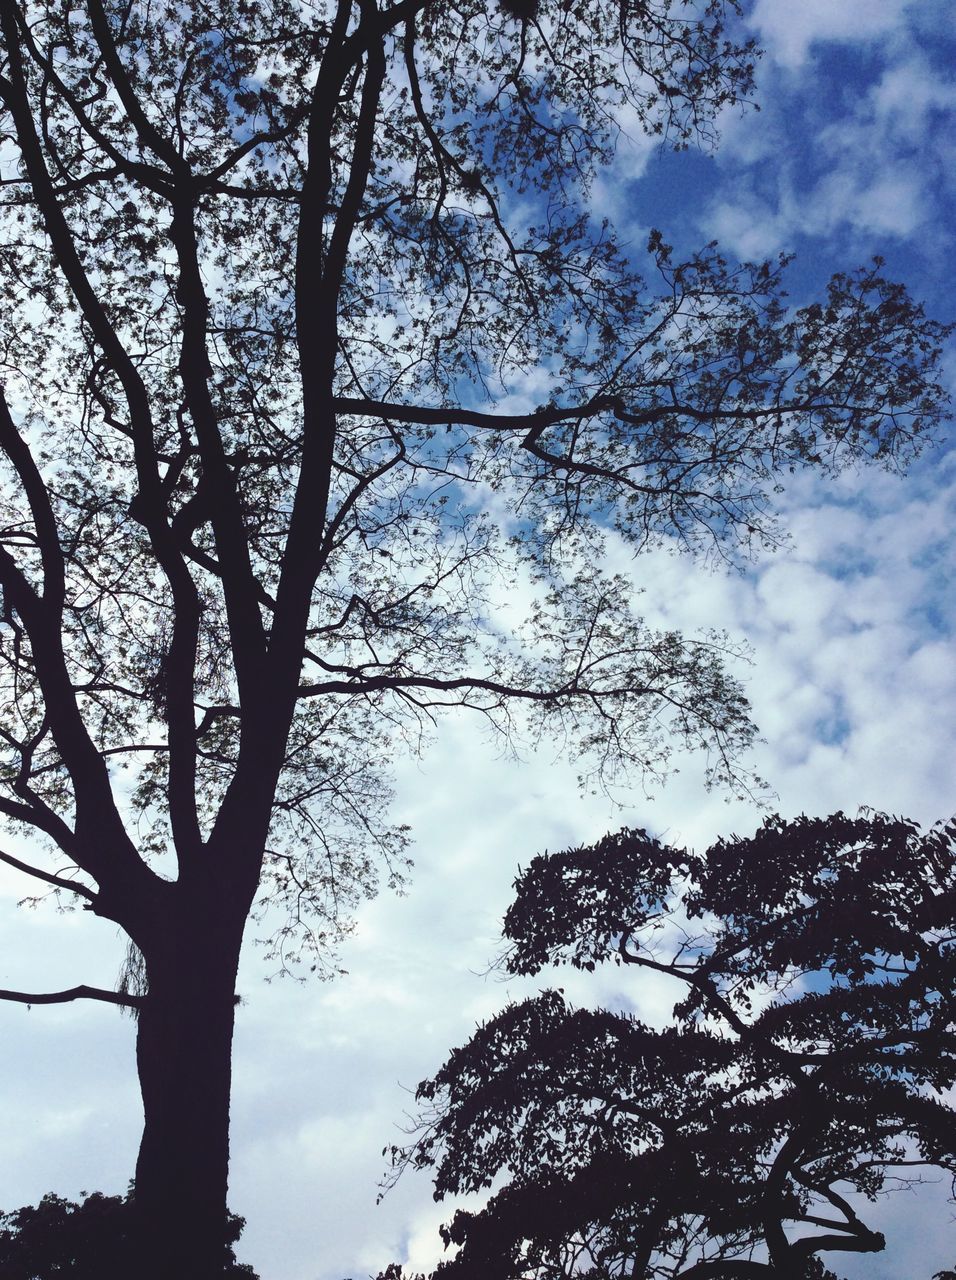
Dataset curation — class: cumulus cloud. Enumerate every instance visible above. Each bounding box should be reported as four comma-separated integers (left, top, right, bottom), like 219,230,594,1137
748,0,911,69
701,6,956,260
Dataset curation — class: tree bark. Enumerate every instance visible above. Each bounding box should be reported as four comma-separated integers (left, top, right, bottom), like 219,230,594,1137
131,897,246,1279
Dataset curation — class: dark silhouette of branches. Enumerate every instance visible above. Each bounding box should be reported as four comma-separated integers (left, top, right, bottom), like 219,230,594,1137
394,813,956,1279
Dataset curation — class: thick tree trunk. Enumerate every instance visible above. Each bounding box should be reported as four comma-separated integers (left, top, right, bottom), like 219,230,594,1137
131,901,245,1280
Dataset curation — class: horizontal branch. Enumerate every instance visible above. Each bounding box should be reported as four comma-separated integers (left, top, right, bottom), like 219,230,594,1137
791,1228,885,1259
331,393,620,433
677,1263,773,1279
332,392,898,439
0,847,95,900
297,671,617,702
0,984,142,1009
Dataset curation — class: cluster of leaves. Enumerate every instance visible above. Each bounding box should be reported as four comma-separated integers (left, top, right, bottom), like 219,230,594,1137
392,813,956,1279
0,1190,258,1278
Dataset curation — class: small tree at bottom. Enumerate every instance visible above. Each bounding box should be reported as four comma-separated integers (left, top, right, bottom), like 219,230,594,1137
0,1189,258,1279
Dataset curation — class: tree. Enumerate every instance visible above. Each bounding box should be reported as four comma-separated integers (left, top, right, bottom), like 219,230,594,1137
394,814,956,1279
0,0,950,1273
0,1189,258,1278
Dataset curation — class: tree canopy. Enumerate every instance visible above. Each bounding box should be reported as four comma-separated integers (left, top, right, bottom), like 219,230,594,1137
395,813,956,1279
0,0,951,1272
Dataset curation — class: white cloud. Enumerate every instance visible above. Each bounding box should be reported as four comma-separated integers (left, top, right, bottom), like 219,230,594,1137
867,54,956,139
705,192,792,260
700,8,956,259
749,0,911,69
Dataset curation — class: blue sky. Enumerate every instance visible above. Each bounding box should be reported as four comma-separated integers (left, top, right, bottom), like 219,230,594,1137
0,2,954,1278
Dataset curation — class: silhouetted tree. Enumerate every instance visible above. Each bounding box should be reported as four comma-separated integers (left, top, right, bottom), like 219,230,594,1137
0,0,950,1273
0,1190,257,1278
395,813,956,1278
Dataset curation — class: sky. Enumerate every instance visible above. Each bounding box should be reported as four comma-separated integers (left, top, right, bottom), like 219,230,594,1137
1,1,955,1278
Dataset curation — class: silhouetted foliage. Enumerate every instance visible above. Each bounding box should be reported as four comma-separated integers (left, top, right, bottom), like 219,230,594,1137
0,1190,258,1278
394,813,956,1278
0,0,951,1271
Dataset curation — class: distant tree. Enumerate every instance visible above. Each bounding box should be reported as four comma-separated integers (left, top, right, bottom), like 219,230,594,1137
0,1190,258,1278
395,814,956,1279
0,0,951,1273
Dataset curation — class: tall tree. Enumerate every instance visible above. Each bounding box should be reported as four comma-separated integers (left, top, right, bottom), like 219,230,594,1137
0,0,949,1274
396,814,956,1279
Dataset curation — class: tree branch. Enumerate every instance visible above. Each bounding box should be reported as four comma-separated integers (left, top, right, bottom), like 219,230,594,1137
270,0,388,708
295,671,642,702
331,393,621,433
85,0,186,174
791,1229,885,1260
0,387,65,606
676,1263,773,1278
0,846,96,901
0,983,142,1009
167,190,265,850
0,778,78,857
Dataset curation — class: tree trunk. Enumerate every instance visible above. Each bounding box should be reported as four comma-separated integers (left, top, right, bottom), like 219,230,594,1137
131,901,245,1280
